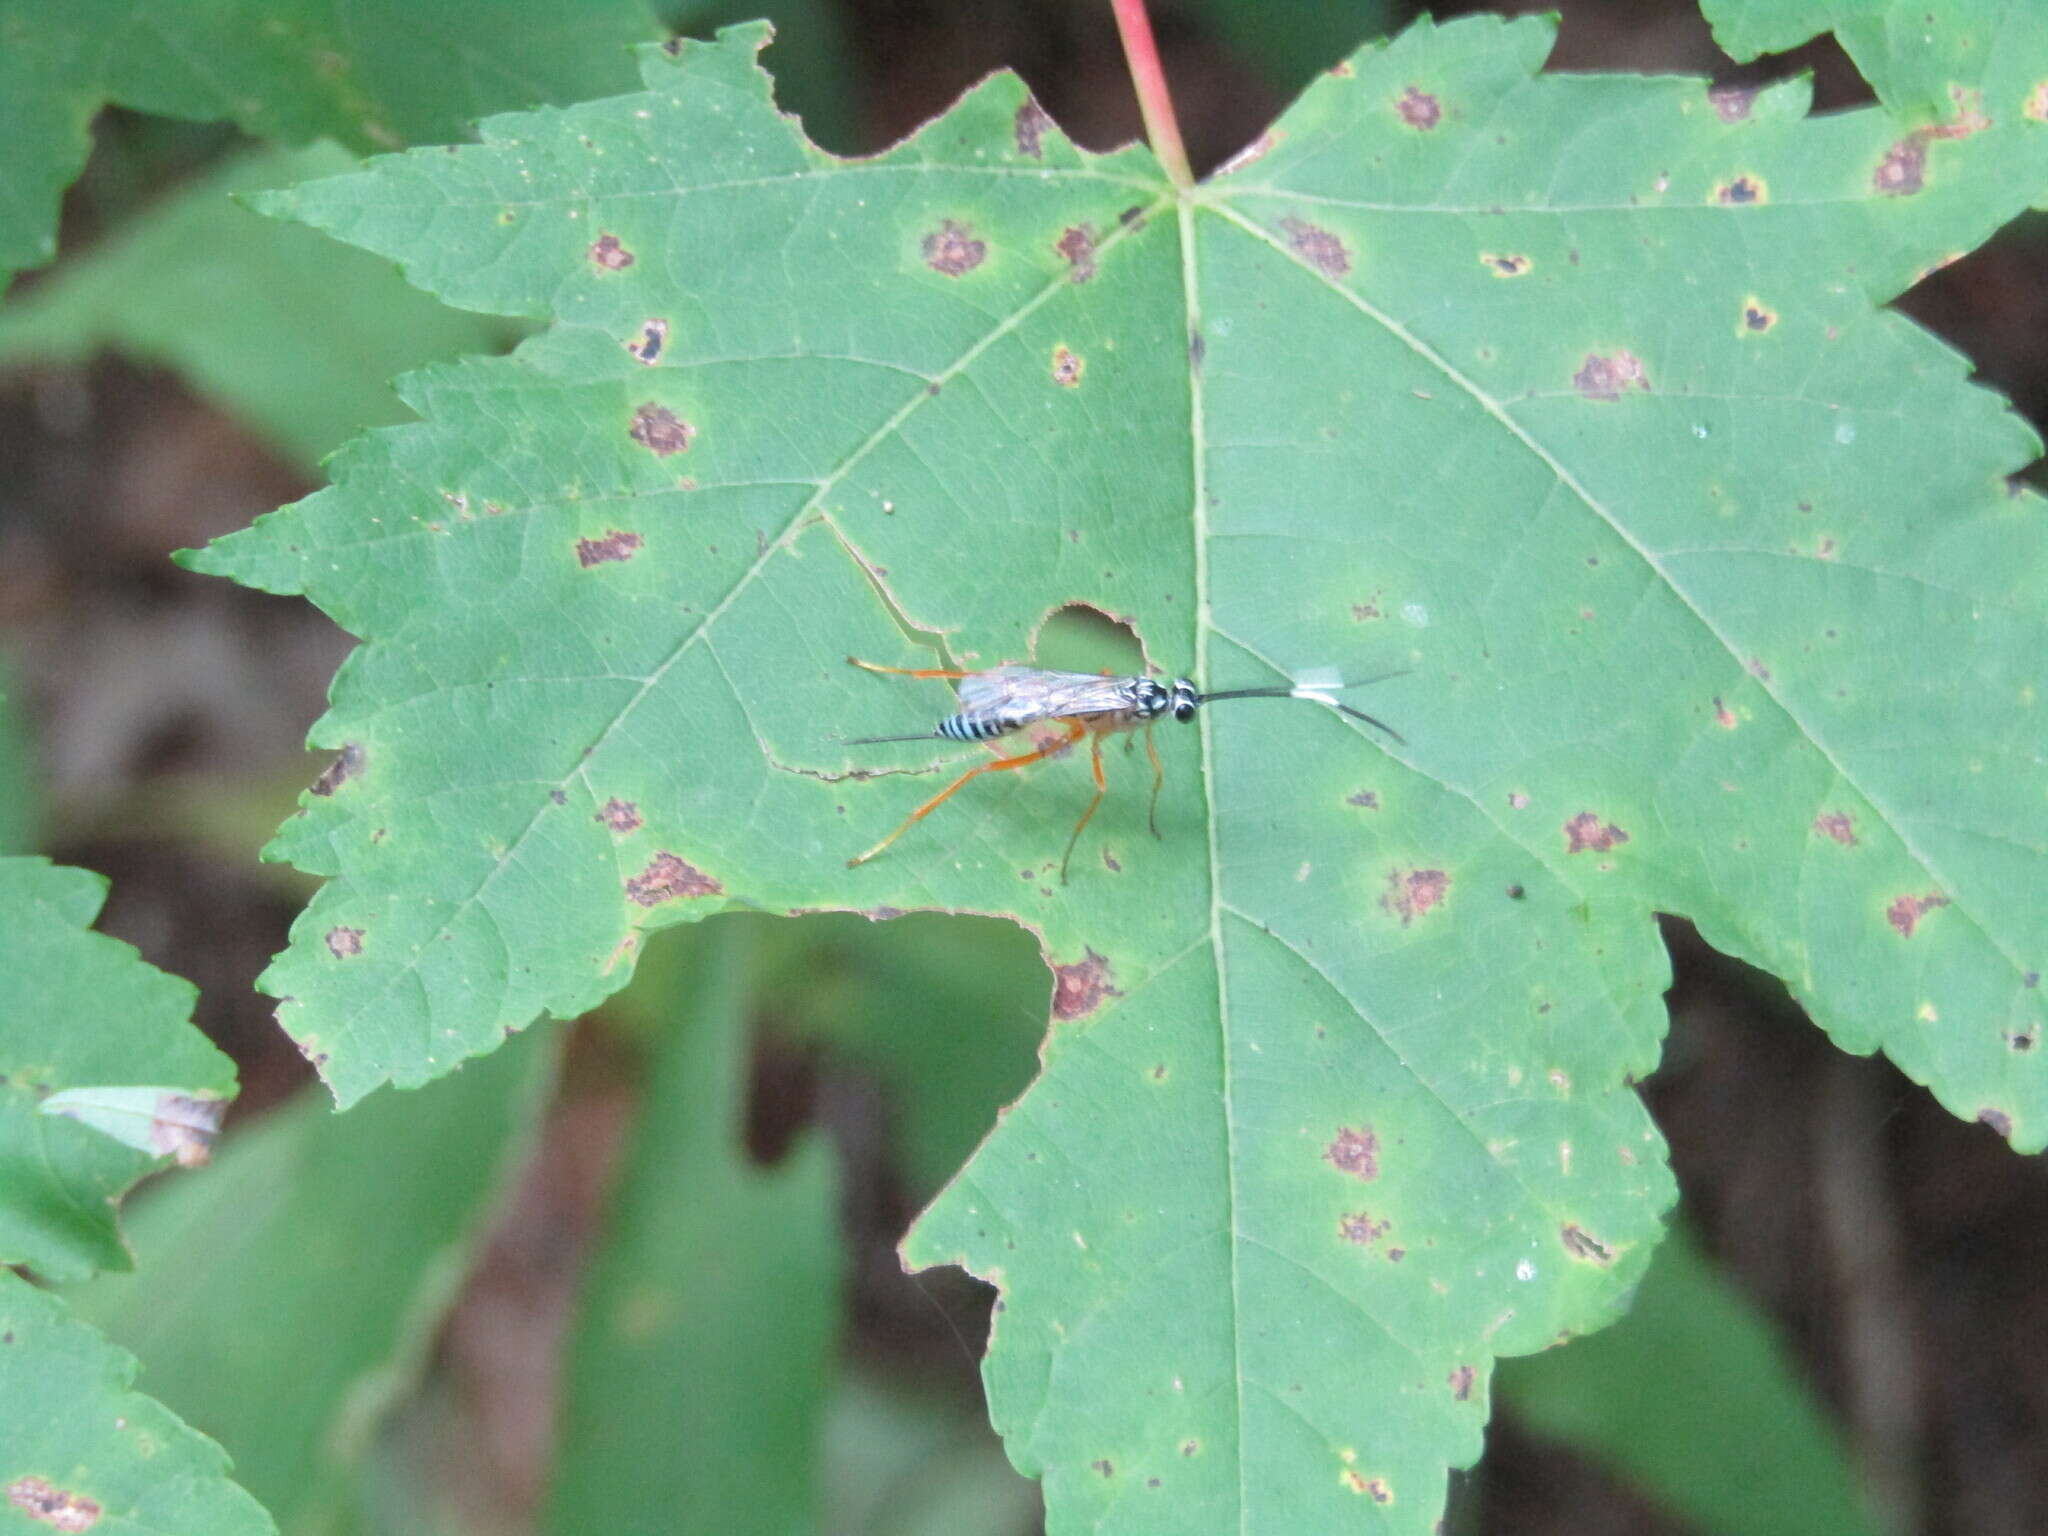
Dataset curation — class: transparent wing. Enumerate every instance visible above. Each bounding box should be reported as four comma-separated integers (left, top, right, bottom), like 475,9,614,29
957,666,1140,724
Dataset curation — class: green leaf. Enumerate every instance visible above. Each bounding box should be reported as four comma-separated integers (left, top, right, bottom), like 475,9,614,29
0,1270,274,1536
0,856,236,1281
1498,1224,1877,1536
60,1025,555,1531
0,0,662,285
1705,0,2048,138
0,145,519,468
185,13,2048,1529
545,918,838,1534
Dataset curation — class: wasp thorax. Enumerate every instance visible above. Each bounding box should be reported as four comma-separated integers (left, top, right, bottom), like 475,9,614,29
1130,679,1172,718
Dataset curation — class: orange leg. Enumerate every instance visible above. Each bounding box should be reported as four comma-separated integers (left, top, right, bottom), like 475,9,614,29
849,720,1083,869
1143,723,1164,838
847,655,971,680
1059,730,1111,884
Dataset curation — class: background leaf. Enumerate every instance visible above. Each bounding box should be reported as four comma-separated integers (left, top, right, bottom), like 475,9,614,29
1179,0,1400,95
0,1271,273,1536
818,1370,1042,1536
546,919,839,1535
0,145,518,469
59,1026,555,1532
184,12,2048,1531
0,0,663,287
0,855,235,1281
1497,1223,1877,1536
756,908,1049,1197
0,679,34,856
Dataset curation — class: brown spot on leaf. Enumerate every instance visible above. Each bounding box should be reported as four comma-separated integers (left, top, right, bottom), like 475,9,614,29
8,1478,101,1532
1886,891,1948,937
1343,1470,1370,1495
1055,224,1098,282
1980,1107,2014,1138
1714,175,1765,205
1713,698,1738,729
1347,790,1379,809
598,798,643,833
1449,1365,1476,1401
1325,1126,1379,1181
626,318,668,364
1395,85,1441,129
629,403,692,456
2027,81,2048,123
1351,600,1381,621
1708,84,1756,122
576,530,645,567
923,219,986,276
589,233,634,270
1092,1459,1114,1478
1383,867,1450,926
1482,252,1530,276
1741,299,1777,333
326,926,364,959
310,741,364,796
1563,812,1629,854
1280,217,1352,277
1051,345,1084,387
626,852,722,905
1932,86,1991,138
1560,1223,1614,1264
1340,1211,1388,1245
1573,350,1650,401
1365,1477,1393,1503
1053,948,1120,1018
1874,138,1927,195
2006,1030,2037,1053
1014,97,1052,157
1813,812,1857,846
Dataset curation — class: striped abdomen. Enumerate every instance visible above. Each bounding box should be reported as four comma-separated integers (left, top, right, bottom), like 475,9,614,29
939,712,1019,742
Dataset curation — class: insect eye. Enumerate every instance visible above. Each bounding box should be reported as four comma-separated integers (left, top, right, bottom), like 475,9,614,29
1174,702,1196,723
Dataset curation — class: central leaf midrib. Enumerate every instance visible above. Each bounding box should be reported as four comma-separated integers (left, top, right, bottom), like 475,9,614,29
1175,188,1256,1534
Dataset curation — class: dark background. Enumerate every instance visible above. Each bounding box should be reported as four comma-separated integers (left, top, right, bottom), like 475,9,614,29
4,2,2044,1532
